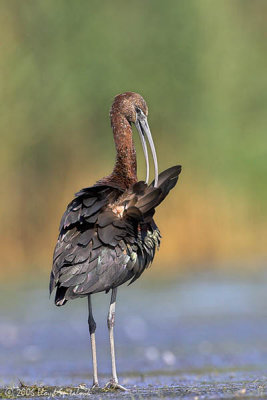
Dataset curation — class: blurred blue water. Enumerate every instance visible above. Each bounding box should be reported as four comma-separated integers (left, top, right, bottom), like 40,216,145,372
1,270,267,396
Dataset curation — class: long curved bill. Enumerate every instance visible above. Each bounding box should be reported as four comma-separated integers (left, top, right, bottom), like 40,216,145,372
135,114,158,187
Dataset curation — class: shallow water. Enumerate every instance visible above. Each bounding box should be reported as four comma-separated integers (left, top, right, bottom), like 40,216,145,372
1,271,267,398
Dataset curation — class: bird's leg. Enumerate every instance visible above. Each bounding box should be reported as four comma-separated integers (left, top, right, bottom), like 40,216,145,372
108,288,118,384
104,288,127,391
88,295,99,389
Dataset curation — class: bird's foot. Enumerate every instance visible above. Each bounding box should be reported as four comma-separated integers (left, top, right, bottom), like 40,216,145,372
104,379,127,391
91,382,100,391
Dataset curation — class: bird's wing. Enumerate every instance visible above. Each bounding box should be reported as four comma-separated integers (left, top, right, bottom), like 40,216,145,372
50,185,121,299
122,165,182,220
50,165,181,304
114,164,182,284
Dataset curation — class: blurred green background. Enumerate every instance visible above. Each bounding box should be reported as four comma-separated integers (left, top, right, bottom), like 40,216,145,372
1,0,267,278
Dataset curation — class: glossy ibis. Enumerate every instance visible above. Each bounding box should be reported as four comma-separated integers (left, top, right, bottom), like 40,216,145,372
50,92,181,390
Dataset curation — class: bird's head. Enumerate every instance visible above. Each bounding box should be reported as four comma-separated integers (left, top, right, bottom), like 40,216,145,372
110,92,158,187
110,92,148,122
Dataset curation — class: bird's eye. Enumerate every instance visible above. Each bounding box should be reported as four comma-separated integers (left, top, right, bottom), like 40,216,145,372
135,107,142,114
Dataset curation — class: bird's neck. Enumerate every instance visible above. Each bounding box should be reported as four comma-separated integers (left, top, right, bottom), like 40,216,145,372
109,113,137,189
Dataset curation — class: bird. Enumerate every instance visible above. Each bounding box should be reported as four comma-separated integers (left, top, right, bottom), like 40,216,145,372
49,92,181,391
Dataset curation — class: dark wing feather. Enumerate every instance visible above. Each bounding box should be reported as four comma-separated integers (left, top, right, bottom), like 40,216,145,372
50,185,122,304
50,166,181,305
150,165,181,204
64,247,132,298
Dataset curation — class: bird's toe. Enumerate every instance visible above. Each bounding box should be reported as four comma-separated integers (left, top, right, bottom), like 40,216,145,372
91,382,100,391
104,380,127,391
